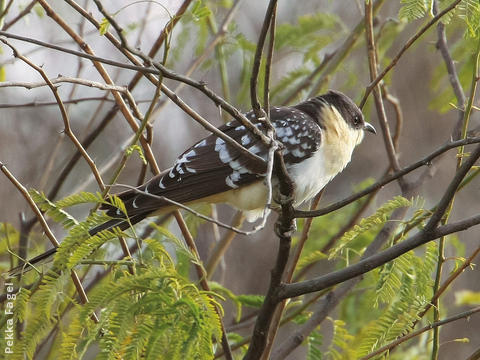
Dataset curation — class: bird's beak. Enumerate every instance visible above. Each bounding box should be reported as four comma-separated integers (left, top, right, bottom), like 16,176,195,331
363,122,376,134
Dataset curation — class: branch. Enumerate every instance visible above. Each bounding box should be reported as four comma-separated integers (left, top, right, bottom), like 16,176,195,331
0,75,128,92
0,30,160,75
76,0,268,167
1,0,36,31
278,211,480,300
281,143,480,299
250,0,278,116
173,211,233,360
295,136,480,218
433,0,466,141
305,0,386,99
93,0,273,148
360,306,480,360
0,162,98,323
0,38,106,193
272,204,412,359
359,0,462,109
243,148,295,360
364,1,402,176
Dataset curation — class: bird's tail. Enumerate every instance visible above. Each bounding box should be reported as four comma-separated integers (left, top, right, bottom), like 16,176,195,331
7,213,148,277
8,247,58,277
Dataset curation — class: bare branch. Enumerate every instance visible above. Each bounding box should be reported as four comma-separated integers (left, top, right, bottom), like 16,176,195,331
173,211,234,360
295,137,480,218
0,75,128,92
359,0,462,109
278,211,480,300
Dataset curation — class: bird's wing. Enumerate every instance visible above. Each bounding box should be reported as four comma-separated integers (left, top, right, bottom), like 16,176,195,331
102,107,322,219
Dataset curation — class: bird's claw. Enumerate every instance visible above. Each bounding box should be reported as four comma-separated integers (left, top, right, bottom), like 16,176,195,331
274,192,295,206
274,219,297,238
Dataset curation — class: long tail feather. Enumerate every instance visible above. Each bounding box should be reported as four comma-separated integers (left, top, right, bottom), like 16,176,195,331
7,213,149,277
8,247,57,277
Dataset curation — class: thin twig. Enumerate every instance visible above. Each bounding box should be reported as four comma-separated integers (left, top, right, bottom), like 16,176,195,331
295,136,480,218
278,210,480,301
360,306,480,360
91,0,271,163
35,0,161,174
364,1,402,175
205,211,245,279
0,38,106,193
114,184,255,235
0,162,98,323
250,0,278,116
0,76,128,92
1,0,37,31
173,211,233,360
262,191,323,358
359,0,462,108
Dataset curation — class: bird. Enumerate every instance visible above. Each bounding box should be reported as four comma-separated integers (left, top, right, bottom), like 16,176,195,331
9,90,375,275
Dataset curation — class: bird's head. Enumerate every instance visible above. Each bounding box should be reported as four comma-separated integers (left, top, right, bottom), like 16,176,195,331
320,90,376,135
294,90,376,146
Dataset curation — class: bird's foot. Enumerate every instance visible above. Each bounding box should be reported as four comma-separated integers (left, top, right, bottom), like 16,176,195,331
274,191,295,207
274,219,297,238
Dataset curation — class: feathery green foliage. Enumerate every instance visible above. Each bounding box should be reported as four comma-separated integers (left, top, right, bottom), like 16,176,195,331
29,189,78,229
326,319,355,360
459,0,480,38
62,266,222,359
0,222,19,260
3,1,480,359
126,144,147,165
275,13,341,63
306,327,323,360
54,191,105,209
355,274,429,356
329,196,412,260
399,0,430,21
209,281,264,322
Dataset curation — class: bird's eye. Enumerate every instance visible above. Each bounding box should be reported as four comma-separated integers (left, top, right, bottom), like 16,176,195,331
353,115,361,126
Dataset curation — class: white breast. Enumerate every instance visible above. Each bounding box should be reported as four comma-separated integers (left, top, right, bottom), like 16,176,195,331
287,144,352,207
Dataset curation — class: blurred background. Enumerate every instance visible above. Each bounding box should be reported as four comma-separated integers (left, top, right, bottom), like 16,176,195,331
0,1,479,358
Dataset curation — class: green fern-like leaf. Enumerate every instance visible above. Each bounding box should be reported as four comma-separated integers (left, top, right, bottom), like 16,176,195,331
126,144,147,164
151,223,198,263
54,191,104,209
329,196,412,259
271,66,311,104
67,227,126,269
0,223,19,257
29,189,78,229
375,251,414,306
59,266,222,360
399,0,430,21
52,211,112,269
13,287,31,323
458,0,480,38
307,328,323,360
296,250,328,274
15,271,70,360
326,319,355,360
356,268,429,357
58,310,83,360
